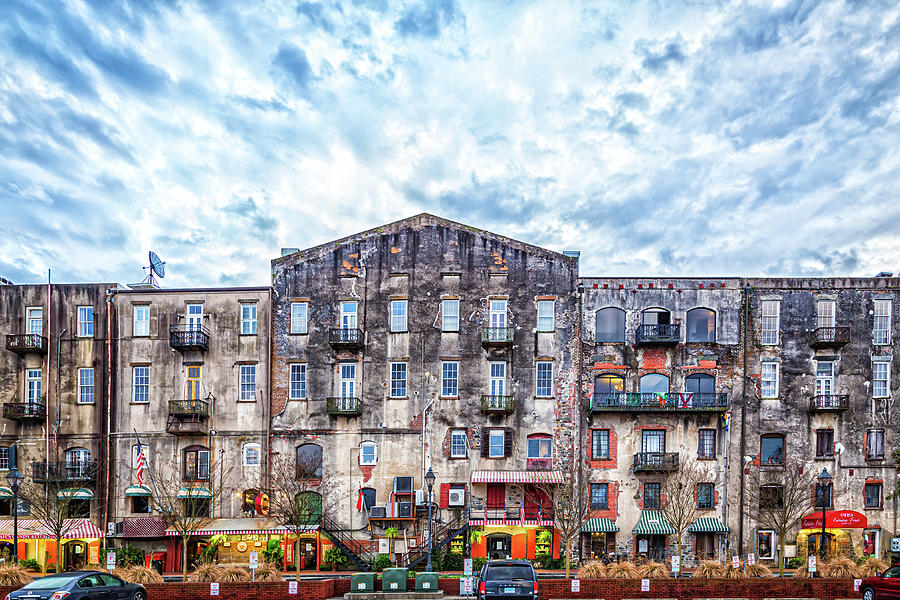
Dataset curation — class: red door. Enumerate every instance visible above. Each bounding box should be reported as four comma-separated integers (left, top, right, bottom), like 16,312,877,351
487,483,505,519
523,485,550,520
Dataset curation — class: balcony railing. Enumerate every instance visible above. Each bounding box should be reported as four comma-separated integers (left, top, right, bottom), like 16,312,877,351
590,392,728,413
810,327,851,348
169,325,209,352
481,394,514,414
636,324,681,345
3,401,46,422
6,334,48,355
326,397,362,416
32,460,98,483
481,327,514,346
469,504,555,522
328,328,364,349
810,394,850,411
168,399,210,418
633,452,679,472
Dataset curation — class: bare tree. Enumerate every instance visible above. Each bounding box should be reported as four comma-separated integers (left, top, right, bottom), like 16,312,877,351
658,459,716,576
748,463,818,576
148,448,232,581
537,473,591,578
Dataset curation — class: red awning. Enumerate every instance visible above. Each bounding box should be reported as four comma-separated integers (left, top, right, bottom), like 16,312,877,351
0,518,104,539
471,470,565,484
801,510,867,529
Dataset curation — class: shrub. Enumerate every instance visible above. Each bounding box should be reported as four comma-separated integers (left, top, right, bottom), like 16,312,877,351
605,562,640,579
189,563,224,582
860,557,889,577
17,559,40,571
118,545,146,567
253,562,283,582
442,553,463,571
219,566,252,582
692,560,726,578
576,561,606,579
286,564,297,571
746,563,772,577
372,554,393,571
0,565,31,585
823,557,859,578
323,547,347,568
117,566,164,584
473,557,486,573
638,561,670,578
725,563,746,578
787,556,804,569
262,539,283,565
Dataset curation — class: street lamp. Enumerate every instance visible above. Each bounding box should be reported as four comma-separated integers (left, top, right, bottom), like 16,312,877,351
425,467,436,572
817,468,832,570
6,467,24,564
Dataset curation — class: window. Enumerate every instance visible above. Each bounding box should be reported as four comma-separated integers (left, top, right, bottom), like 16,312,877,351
239,365,257,401
78,368,94,404
537,300,555,332
133,306,150,337
441,362,458,397
639,373,669,394
185,366,201,400
865,482,883,509
535,361,553,397
686,308,715,342
243,443,261,467
867,430,885,460
489,362,506,396
761,362,779,398
132,367,149,403
183,447,210,480
77,306,94,337
64,447,90,475
761,300,780,345
0,447,8,470
186,303,203,330
442,299,459,331
592,430,610,460
450,430,467,458
643,482,661,509
290,302,308,334
873,362,890,398
698,429,716,459
339,363,356,398
390,362,407,398
697,483,714,509
489,299,507,329
757,530,776,560
361,488,376,510
26,307,43,336
289,364,307,399
241,304,258,335
641,429,666,454
296,444,323,478
359,441,377,466
390,300,408,332
131,496,150,514
815,360,834,396
641,308,671,325
816,430,834,458
67,500,90,518
340,301,358,330
817,300,835,329
489,430,505,458
685,373,715,394
874,299,891,345
759,486,783,509
816,482,833,508
593,374,624,407
590,483,609,510
760,435,784,466
595,307,625,343
26,369,41,403
527,435,552,459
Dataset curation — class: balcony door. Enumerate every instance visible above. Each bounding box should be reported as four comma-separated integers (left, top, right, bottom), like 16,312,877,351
26,307,43,336
26,369,42,404
341,302,357,330
816,361,834,396
642,430,666,454
489,362,506,397
641,308,670,325
817,300,835,329
489,300,507,329
339,364,356,410
186,304,203,330
186,366,201,401
486,483,505,516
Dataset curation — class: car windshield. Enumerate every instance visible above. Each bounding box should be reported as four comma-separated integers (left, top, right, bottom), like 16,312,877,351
485,565,533,581
22,575,81,589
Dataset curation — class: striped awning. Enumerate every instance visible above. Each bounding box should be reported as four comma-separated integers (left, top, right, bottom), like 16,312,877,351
0,518,104,539
164,518,313,536
632,511,676,535
125,485,153,497
582,518,619,533
688,517,729,533
177,486,212,499
0,487,12,499
471,470,565,484
58,488,94,500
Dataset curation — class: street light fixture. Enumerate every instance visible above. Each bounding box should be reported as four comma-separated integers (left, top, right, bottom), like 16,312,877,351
6,467,24,563
425,467,436,572
817,468,832,571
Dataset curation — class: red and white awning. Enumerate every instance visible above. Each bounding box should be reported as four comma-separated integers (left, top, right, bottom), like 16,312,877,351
0,518,104,539
469,519,556,527
164,518,316,536
471,470,565,484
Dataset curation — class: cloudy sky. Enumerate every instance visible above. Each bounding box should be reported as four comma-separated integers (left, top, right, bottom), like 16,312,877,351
2,0,899,287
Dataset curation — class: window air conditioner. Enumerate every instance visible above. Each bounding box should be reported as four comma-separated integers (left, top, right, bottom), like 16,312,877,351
370,506,387,519
394,476,413,493
448,489,465,507
398,501,412,518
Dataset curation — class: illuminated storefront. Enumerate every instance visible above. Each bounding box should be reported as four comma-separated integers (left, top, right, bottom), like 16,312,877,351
0,518,104,569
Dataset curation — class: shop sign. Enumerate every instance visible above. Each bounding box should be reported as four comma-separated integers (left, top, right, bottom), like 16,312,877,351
255,493,270,516
801,510,867,529
88,545,99,565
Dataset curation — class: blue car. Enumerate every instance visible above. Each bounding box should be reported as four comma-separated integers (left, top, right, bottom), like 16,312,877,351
6,571,147,600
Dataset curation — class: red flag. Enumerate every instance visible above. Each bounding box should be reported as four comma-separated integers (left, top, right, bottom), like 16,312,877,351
356,487,363,511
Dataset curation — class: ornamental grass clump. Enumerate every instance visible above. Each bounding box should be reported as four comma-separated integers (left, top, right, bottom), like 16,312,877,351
252,562,283,582
116,566,164,584
575,561,606,579
0,565,31,585
638,561,670,578
823,557,860,578
189,563,224,582
218,566,252,582
724,563,746,578
745,563,772,578
692,560,726,578
860,557,889,577
605,561,640,579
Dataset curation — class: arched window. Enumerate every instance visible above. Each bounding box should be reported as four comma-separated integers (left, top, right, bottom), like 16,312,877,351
640,373,669,394
359,441,377,466
686,308,716,342
183,445,210,481
65,447,91,478
295,444,323,479
242,443,261,467
593,374,624,408
297,491,322,525
595,308,625,343
685,374,715,394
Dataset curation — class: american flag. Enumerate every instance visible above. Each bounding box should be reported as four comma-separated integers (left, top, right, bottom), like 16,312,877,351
135,440,146,485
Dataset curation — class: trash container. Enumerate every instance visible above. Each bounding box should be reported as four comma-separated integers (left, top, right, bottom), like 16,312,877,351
382,567,408,592
351,572,376,593
415,571,439,592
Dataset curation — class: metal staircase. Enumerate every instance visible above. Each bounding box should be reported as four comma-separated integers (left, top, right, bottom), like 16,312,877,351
399,512,470,569
320,514,378,571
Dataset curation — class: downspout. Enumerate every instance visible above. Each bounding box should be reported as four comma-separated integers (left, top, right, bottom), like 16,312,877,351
263,287,272,490
45,270,51,474
575,279,584,561
55,327,64,464
103,288,116,542
738,283,750,556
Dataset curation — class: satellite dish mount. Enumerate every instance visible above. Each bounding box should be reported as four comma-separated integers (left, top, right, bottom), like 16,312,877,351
141,251,166,287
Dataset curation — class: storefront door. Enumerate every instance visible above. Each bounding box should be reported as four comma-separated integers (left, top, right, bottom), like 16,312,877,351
63,541,87,570
807,533,833,559
636,535,667,561
486,534,511,559
299,537,317,570
695,533,715,559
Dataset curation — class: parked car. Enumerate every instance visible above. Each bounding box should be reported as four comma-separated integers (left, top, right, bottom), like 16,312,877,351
6,571,146,600
860,564,900,600
477,559,538,600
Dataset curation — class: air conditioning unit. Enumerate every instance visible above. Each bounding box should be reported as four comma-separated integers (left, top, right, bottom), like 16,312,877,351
448,489,465,507
398,501,412,518
415,489,425,505
370,506,387,519
394,476,413,493
378,539,389,554
386,502,399,518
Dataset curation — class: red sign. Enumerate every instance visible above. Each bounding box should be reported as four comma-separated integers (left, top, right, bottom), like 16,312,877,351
255,493,270,516
801,510,867,529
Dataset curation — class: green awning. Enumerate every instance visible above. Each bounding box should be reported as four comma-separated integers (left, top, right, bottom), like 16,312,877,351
125,485,153,497
58,488,94,500
582,518,619,533
0,487,12,499
688,517,729,533
178,486,212,499
632,510,675,535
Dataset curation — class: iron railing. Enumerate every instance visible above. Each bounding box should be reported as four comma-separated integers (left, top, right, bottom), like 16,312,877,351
5,334,48,355
328,328,364,347
636,324,681,344
481,394,514,414
326,397,362,416
590,392,728,412
321,514,377,571
481,327,514,345
168,399,210,418
399,511,470,568
169,325,209,351
2,401,46,421
632,452,679,472
810,327,851,347
32,460,98,483
810,394,850,411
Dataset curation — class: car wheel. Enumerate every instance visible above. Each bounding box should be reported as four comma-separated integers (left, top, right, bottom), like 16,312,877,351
862,587,875,600
133,591,147,600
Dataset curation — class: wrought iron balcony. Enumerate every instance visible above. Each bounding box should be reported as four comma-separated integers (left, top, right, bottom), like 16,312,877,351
328,328,364,349
589,392,728,413
810,326,850,348
6,334,48,355
166,399,210,435
481,327,514,346
169,325,209,352
32,460,98,483
3,401,46,422
326,396,362,416
481,394,514,414
810,394,850,412
633,452,679,472
636,324,681,345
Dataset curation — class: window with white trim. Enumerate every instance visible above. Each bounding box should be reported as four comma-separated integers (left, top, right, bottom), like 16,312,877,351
450,430,467,458
535,361,553,397
26,369,41,403
441,361,458,397
817,300,835,329
243,443,261,467
757,530,775,560
390,362,407,398
360,441,377,465
761,362,779,398
290,302,308,334
874,299,891,345
132,366,149,403
78,368,94,404
133,306,150,337
442,299,459,332
290,363,307,399
527,435,551,459
26,307,43,336
488,430,505,458
815,360,834,396
241,304,258,335
489,362,506,396
239,365,257,401
536,300,554,332
873,362,890,398
390,300,408,332
77,306,94,337
0,447,9,470
761,300,780,345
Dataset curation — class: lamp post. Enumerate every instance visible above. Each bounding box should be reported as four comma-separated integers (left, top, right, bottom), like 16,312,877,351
817,468,832,571
425,467,436,572
6,467,24,563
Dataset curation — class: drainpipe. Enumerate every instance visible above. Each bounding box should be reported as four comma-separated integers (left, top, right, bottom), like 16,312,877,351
103,288,116,543
263,287,272,491
45,270,51,475
575,280,584,561
55,327,64,464
738,283,750,556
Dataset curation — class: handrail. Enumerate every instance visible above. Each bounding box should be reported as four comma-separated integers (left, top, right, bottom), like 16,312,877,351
320,514,377,570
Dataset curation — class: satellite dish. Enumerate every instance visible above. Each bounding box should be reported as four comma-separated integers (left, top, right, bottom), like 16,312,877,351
149,251,166,279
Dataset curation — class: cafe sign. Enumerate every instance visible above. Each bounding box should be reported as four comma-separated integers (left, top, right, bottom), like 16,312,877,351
801,510,867,529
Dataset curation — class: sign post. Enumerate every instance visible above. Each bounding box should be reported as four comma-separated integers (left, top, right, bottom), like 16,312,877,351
106,551,116,574
808,555,817,574
671,555,680,574
748,553,756,566
249,551,259,582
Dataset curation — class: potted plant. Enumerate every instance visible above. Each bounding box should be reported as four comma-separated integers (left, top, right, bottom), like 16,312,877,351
323,547,347,571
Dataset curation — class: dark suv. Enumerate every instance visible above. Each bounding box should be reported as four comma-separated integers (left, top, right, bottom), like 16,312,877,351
478,559,538,600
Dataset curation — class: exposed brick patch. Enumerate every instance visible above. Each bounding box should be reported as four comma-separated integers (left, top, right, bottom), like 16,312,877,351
359,465,374,482
586,427,617,469
409,412,423,431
